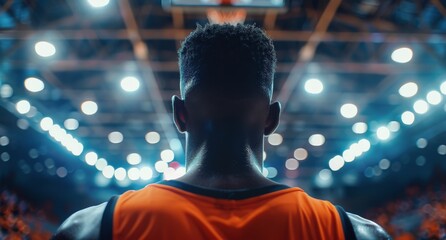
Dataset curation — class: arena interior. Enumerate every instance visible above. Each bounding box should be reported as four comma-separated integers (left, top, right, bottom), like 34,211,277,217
1,0,446,239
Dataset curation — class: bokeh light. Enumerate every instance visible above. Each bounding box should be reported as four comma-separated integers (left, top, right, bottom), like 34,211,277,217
285,158,299,170
145,131,160,144
81,101,98,115
329,155,344,171
268,133,283,146
127,153,142,165
309,134,325,146
293,148,308,160
401,111,415,125
40,117,53,131
352,122,367,134
24,77,45,93
304,78,323,94
426,91,442,105
340,103,358,119
64,118,79,130
391,47,413,63
16,100,31,114
87,0,110,8
377,126,390,140
160,149,175,162
399,82,418,98
108,131,123,144
413,100,429,114
120,76,140,92
35,41,56,57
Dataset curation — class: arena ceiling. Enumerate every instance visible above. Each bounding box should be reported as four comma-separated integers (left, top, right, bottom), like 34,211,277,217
0,0,446,211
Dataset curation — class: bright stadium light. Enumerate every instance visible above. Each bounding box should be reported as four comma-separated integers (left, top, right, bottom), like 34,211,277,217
399,82,418,98
127,153,142,165
64,118,79,130
128,167,141,181
160,149,175,162
293,148,308,161
340,103,358,119
40,117,53,131
108,131,123,144
114,167,127,181
309,134,325,146
102,165,115,179
85,152,98,166
349,143,363,157
426,90,442,105
16,100,31,114
63,118,79,130
376,126,390,140
87,0,110,8
387,121,400,132
35,41,56,57
24,77,45,92
329,155,344,171
268,133,283,146
140,166,153,180
401,111,415,125
120,76,140,92
342,149,355,162
304,78,323,94
352,122,367,134
155,160,168,173
358,139,371,152
441,81,446,95
391,47,413,63
95,158,108,171
81,100,98,115
413,100,429,114
145,131,160,144
285,158,299,170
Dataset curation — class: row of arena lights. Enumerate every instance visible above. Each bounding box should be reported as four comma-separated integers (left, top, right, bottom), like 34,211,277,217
24,76,140,117
267,47,442,177
2,72,180,184
321,80,446,183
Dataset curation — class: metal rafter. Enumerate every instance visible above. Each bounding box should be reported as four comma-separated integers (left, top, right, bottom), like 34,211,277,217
1,29,445,43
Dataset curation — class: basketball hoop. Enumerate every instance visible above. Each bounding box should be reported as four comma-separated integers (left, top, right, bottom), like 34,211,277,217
207,8,247,25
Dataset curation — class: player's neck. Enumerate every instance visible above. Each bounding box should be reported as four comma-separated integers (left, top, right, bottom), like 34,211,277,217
177,138,275,189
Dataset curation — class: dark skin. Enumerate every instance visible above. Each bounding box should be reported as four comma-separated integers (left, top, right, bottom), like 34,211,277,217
54,89,391,239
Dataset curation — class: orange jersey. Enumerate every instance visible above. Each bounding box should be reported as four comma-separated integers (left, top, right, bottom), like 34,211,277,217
99,180,355,240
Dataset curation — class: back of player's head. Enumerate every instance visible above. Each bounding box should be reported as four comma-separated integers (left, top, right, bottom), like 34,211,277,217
178,23,276,100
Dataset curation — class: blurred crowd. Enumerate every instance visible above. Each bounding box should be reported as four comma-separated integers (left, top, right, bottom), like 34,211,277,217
0,190,52,240
368,183,446,240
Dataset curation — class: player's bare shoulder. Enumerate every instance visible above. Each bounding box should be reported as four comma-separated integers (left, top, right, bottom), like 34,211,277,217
53,202,106,240
347,212,392,240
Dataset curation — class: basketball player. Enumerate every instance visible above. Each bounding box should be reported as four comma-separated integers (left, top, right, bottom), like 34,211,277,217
54,24,391,239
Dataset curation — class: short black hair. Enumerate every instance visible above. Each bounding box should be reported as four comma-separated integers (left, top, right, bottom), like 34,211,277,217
178,23,276,99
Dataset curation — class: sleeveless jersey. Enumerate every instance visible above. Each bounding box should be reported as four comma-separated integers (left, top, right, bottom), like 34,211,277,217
99,180,356,240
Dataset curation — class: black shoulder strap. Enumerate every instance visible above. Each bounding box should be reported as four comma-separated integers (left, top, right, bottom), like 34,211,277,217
335,205,357,240
99,195,119,240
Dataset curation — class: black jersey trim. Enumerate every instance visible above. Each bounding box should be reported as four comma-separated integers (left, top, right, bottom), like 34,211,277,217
335,205,357,240
157,180,290,200
99,195,118,240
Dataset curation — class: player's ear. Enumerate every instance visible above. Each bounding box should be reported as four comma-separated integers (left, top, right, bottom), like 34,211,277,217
172,95,187,133
264,101,281,135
